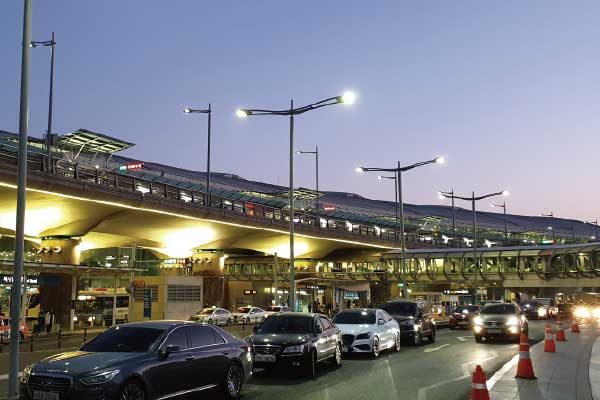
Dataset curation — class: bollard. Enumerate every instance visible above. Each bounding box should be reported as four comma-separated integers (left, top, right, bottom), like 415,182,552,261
57,329,62,349
83,327,88,344
30,334,34,352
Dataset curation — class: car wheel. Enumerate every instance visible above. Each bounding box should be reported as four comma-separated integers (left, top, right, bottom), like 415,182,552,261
475,336,483,343
413,332,423,346
428,328,436,343
305,350,317,378
371,337,380,357
333,343,343,366
393,333,401,352
119,380,145,400
223,362,244,399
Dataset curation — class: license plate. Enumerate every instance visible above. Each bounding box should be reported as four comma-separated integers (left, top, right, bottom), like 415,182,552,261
487,328,502,333
255,354,276,363
33,391,60,400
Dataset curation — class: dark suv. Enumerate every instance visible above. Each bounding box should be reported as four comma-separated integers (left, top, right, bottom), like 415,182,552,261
380,299,435,345
247,313,342,377
20,321,252,400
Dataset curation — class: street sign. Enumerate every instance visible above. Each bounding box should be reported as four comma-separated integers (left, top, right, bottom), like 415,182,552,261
143,289,152,319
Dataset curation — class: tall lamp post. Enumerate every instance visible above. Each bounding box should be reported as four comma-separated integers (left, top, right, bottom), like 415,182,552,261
31,32,56,171
438,190,509,278
296,146,319,222
378,174,399,226
586,219,599,241
356,156,445,294
438,189,457,247
9,0,32,398
540,212,555,243
237,91,356,311
183,105,212,204
491,201,509,241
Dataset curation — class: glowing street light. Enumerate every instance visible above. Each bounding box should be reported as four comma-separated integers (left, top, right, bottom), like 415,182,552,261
237,92,356,310
182,104,213,204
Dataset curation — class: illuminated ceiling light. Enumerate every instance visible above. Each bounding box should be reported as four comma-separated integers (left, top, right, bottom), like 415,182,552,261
136,185,150,194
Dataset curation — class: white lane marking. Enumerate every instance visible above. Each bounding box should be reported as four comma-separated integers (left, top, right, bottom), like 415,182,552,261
417,351,498,400
0,373,22,381
486,354,519,391
457,336,468,342
436,330,451,335
424,344,451,353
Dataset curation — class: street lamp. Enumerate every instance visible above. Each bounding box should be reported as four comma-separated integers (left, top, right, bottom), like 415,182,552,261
438,190,508,278
237,91,355,311
296,146,319,219
586,220,599,242
356,156,445,292
540,212,555,242
491,201,509,240
378,174,398,226
437,189,457,247
31,32,56,171
183,104,212,205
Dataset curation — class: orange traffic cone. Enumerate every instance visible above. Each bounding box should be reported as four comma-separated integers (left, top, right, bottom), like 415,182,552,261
544,324,556,352
515,333,536,379
556,316,566,341
571,319,581,333
471,365,490,400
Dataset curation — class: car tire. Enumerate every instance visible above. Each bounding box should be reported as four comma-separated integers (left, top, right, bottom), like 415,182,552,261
475,335,483,343
428,328,436,343
305,350,317,378
222,362,244,399
393,333,401,352
371,337,380,358
119,379,146,400
333,343,343,367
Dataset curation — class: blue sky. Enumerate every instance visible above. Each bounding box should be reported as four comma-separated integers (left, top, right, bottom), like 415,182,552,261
1,1,599,220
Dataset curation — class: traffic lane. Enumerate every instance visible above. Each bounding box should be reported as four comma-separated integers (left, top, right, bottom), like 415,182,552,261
243,321,551,400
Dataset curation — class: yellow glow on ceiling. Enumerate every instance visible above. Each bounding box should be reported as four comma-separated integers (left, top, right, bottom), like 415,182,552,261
0,207,62,237
157,227,216,258
268,241,310,259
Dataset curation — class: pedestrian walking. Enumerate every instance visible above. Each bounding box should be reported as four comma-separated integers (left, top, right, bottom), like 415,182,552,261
45,309,55,334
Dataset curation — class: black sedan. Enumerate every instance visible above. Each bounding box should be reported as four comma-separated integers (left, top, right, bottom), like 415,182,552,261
247,313,342,377
20,321,252,400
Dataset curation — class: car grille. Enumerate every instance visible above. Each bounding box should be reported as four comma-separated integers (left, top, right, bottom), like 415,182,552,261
342,334,355,347
484,321,504,327
28,375,71,394
253,345,280,355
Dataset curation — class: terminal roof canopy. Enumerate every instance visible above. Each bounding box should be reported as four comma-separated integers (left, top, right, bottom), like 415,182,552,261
58,129,135,154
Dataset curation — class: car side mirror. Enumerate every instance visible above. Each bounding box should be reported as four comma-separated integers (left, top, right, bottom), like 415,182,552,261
160,344,180,360
377,319,385,325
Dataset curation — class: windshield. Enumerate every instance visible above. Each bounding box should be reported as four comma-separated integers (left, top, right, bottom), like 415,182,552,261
237,307,251,313
333,311,376,325
481,304,517,315
380,302,417,316
256,316,313,334
81,326,166,353
198,309,214,315
455,306,479,313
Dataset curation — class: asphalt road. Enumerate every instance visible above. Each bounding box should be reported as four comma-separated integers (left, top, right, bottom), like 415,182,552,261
243,320,552,400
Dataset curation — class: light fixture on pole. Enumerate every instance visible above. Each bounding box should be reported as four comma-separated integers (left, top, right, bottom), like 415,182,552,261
438,189,457,247
237,91,356,311
356,156,445,294
491,201,509,240
586,219,599,241
540,212,555,243
378,174,399,226
296,146,319,222
183,105,212,205
31,32,56,171
438,190,509,279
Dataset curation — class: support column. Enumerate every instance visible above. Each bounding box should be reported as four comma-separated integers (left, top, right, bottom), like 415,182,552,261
112,275,118,326
20,273,28,323
69,274,77,330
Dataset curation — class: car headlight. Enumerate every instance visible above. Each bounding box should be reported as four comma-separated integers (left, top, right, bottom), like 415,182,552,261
473,316,483,326
80,369,120,386
20,365,33,384
575,307,591,319
356,332,371,340
506,317,519,326
538,307,546,316
593,308,600,319
283,344,305,354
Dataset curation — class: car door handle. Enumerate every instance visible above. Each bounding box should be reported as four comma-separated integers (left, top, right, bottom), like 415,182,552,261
185,356,195,361
222,351,229,355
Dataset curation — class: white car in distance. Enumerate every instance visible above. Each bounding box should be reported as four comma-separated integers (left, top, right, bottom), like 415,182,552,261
233,306,266,324
189,307,233,325
333,308,401,357
264,305,291,317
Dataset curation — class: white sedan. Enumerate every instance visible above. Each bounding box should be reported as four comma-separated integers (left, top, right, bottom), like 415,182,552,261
189,307,233,325
233,306,266,324
333,308,401,357
264,305,291,317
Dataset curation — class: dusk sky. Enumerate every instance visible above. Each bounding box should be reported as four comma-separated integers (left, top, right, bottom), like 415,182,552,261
1,1,599,220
